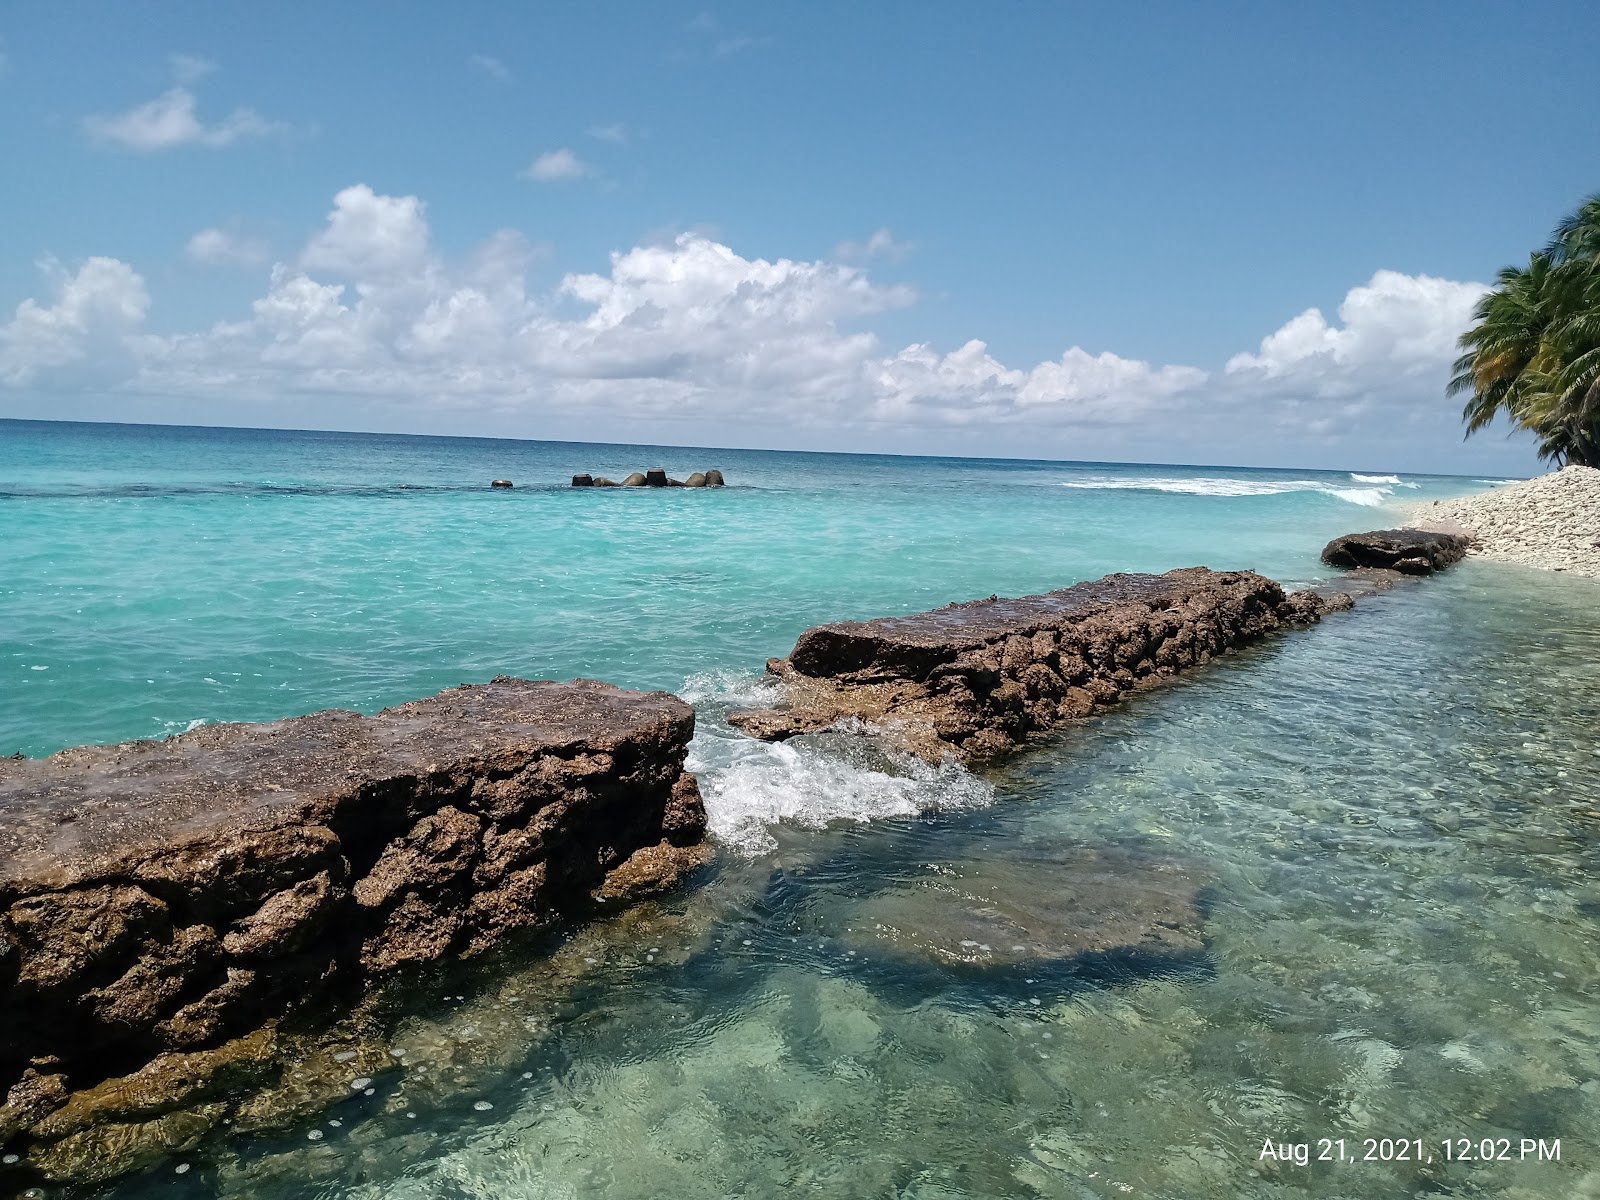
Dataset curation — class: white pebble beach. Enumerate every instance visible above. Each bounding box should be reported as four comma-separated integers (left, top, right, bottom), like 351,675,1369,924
1400,465,1600,578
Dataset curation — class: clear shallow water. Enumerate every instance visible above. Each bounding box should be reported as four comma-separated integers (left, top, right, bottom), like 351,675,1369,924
4,420,1598,1199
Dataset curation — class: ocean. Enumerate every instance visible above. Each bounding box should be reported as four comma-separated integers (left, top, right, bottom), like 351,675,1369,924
3,418,1598,1199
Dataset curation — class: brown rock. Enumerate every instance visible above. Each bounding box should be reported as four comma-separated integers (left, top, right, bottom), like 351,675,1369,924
704,469,725,486
620,472,647,487
683,472,708,487
570,474,594,487
1321,528,1472,574
0,677,705,1174
730,568,1343,762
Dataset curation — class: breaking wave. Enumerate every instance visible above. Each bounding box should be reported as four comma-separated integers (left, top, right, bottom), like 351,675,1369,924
682,671,994,856
1060,477,1393,505
1350,473,1399,484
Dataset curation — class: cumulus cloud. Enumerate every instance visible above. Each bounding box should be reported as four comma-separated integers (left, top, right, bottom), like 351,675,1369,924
185,227,270,267
0,257,150,385
0,183,1504,465
1226,270,1485,387
299,185,432,279
469,53,512,83
85,84,283,151
521,148,590,182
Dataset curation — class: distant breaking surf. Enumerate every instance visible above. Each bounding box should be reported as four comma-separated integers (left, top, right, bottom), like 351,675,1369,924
1059,476,1400,505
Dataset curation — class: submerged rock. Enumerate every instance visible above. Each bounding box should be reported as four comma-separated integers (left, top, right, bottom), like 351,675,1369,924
833,843,1207,971
1320,528,1472,574
729,567,1345,763
0,678,707,1184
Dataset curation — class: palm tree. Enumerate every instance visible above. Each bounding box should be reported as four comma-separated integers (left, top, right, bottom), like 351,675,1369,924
1454,193,1600,468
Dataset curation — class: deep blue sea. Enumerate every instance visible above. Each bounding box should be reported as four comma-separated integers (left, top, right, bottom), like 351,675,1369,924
4,419,1599,1199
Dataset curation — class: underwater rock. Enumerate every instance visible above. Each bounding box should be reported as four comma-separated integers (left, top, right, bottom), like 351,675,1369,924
1320,528,1472,574
833,843,1207,971
730,567,1346,763
0,677,706,1182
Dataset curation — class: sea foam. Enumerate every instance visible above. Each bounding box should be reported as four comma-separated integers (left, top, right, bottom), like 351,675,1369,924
682,672,994,856
1060,477,1393,505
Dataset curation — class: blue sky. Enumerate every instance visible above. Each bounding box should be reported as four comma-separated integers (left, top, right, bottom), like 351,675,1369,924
2,1,1598,472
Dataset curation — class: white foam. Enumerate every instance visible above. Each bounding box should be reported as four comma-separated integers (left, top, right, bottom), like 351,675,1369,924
1059,477,1391,505
689,732,994,856
1350,473,1400,484
682,671,995,856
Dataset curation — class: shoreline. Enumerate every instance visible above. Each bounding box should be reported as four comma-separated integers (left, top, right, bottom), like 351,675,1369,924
1395,465,1600,579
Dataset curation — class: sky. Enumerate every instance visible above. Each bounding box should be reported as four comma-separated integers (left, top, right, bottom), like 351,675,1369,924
2,1,1598,473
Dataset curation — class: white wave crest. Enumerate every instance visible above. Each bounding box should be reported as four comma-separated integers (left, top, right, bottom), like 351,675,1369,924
682,671,995,856
689,731,994,856
1060,477,1391,505
1350,473,1400,484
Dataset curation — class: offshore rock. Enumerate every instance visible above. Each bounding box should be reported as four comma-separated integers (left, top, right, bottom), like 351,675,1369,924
729,568,1344,763
0,678,706,1183
620,472,647,487
645,468,669,487
489,479,513,489
1320,527,1472,575
705,469,725,486
683,472,708,487
571,474,594,487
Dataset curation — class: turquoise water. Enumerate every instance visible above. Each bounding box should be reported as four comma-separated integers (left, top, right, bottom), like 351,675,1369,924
3,418,1486,758
4,420,1599,1200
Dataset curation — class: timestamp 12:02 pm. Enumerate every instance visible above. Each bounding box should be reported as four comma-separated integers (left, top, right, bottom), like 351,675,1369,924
1258,1137,1562,1166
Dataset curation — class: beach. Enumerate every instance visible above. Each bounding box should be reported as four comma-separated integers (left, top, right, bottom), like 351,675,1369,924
1402,465,1600,577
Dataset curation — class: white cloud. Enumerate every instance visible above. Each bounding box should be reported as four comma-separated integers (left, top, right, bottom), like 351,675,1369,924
1226,270,1486,388
185,227,270,267
521,148,591,182
169,54,216,84
300,184,432,280
835,228,914,262
469,53,512,83
0,183,1510,466
588,122,628,144
85,84,283,151
0,257,150,385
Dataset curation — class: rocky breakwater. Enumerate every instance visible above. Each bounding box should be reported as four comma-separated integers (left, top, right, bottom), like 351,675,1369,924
729,568,1347,764
1401,465,1600,578
0,678,708,1187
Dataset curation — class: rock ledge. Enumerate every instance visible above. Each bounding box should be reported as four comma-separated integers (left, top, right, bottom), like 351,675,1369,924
729,567,1346,763
0,677,706,1181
